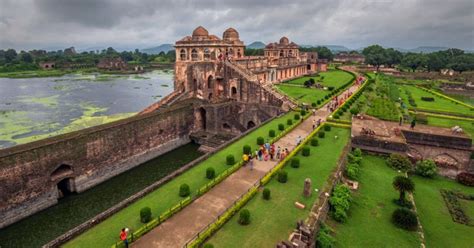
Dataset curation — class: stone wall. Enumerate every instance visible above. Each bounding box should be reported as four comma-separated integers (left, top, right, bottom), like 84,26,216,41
0,99,199,228
402,130,472,150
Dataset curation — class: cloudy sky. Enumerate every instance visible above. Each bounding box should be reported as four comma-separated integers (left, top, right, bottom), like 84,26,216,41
1,0,473,51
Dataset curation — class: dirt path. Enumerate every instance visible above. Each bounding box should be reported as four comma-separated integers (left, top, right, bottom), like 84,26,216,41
132,81,361,248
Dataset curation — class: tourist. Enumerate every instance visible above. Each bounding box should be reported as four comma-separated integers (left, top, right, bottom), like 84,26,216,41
120,228,129,248
255,149,259,161
317,118,322,127
312,108,316,116
276,146,281,159
242,153,249,164
312,119,316,129
265,140,271,151
270,143,275,160
258,148,263,161
399,116,403,126
280,149,286,161
411,119,416,129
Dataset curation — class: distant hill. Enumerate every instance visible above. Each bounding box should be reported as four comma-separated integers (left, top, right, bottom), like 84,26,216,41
141,44,174,54
247,41,266,49
408,46,450,53
300,45,351,53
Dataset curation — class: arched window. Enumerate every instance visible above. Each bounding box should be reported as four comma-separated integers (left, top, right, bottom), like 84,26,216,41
191,49,198,61
237,49,242,58
231,86,237,96
288,50,293,56
229,48,234,55
280,50,284,57
204,48,210,61
207,75,213,89
180,49,186,61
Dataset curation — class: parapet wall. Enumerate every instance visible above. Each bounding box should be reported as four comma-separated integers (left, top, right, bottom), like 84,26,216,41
402,130,472,150
0,99,198,228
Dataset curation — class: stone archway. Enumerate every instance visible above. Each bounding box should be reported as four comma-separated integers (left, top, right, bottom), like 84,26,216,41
199,107,207,130
50,164,75,199
247,121,256,129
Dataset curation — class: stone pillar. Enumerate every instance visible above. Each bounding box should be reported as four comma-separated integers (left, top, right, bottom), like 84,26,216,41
303,178,312,197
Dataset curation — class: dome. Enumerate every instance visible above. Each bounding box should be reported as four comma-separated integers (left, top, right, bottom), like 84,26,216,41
279,36,289,45
192,26,209,37
223,27,239,40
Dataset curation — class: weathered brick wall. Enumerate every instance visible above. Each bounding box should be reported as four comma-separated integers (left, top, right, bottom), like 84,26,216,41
402,130,472,150
0,100,197,228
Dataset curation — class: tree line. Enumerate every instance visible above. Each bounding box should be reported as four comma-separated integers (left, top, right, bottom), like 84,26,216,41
0,47,175,72
362,45,474,73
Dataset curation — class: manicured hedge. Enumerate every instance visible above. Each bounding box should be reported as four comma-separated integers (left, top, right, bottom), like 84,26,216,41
392,208,418,230
262,188,271,200
291,158,300,168
318,131,325,138
226,154,236,165
179,184,190,197
206,167,216,179
140,207,152,223
278,123,285,131
302,146,310,156
239,209,251,225
257,136,264,145
311,138,319,146
243,145,251,155
277,170,288,183
287,119,293,125
269,129,276,137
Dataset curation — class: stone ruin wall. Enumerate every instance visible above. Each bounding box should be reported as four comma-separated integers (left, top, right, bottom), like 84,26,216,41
0,100,197,228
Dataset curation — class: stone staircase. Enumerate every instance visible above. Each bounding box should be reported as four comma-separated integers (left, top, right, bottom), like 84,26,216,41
139,90,185,114
189,131,236,153
225,60,298,111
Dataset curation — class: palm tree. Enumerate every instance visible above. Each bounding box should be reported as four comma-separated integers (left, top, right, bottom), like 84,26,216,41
393,176,415,202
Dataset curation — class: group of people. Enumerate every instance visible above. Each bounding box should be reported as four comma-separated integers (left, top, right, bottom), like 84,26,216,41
242,140,293,170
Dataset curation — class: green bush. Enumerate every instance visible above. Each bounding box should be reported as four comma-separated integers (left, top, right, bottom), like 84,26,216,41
238,209,251,225
333,208,348,223
278,123,285,131
333,113,340,119
257,136,264,145
302,146,310,156
277,170,288,183
269,129,276,137
179,183,190,197
311,138,319,146
392,208,418,230
415,160,437,178
421,96,434,102
345,163,360,180
262,188,271,200
329,184,352,223
243,145,251,155
318,131,325,138
140,207,152,223
311,102,317,107
294,114,300,120
317,100,321,105
287,119,293,125
226,154,235,165
347,153,362,165
291,158,300,168
387,154,412,171
324,125,331,131
316,224,335,248
300,110,307,116
328,86,335,91
206,167,216,179
352,148,362,157
350,107,359,115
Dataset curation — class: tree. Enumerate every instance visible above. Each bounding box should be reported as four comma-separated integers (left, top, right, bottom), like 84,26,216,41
392,176,415,202
401,53,425,72
20,52,33,63
426,52,446,72
362,45,386,71
385,48,403,68
106,47,117,56
4,49,17,63
448,54,474,73
315,46,334,60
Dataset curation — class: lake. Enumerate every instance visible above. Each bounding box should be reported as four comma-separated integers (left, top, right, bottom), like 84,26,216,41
0,70,174,149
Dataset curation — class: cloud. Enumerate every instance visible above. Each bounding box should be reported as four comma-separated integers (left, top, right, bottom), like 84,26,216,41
0,0,473,51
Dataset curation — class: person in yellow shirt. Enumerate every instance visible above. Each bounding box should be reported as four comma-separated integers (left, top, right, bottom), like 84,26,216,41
242,153,249,163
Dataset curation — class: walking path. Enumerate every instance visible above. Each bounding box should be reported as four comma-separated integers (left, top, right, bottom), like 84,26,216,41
132,79,362,248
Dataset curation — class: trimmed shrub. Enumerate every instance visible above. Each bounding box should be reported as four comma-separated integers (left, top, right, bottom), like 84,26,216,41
347,153,362,165
345,163,360,180
262,188,271,200
179,184,190,197
294,114,300,120
140,207,152,223
392,208,418,230
311,138,319,146
324,125,331,131
318,131,325,138
350,107,359,115
291,158,300,168
352,148,362,157
278,123,285,131
302,146,310,156
226,154,235,165
421,96,435,102
333,113,340,119
269,129,276,137
386,154,412,171
206,167,216,179
243,145,251,155
311,102,317,107
287,119,293,125
324,95,329,100
317,100,321,105
277,170,288,183
257,136,264,145
415,160,437,178
238,209,251,225
300,110,307,116
457,172,474,187
328,86,335,91
333,208,348,223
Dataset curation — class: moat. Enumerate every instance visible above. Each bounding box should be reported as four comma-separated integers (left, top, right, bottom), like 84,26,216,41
0,70,173,149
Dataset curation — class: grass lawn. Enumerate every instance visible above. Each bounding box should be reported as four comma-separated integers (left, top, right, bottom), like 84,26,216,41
425,116,474,138
64,112,294,248
412,175,474,248
399,85,473,117
206,127,350,248
444,93,474,106
285,69,354,88
330,155,420,248
276,84,329,105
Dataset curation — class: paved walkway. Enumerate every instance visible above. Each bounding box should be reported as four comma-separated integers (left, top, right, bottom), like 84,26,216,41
133,80,362,248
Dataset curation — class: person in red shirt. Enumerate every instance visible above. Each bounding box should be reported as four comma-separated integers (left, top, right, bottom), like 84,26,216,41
120,228,128,248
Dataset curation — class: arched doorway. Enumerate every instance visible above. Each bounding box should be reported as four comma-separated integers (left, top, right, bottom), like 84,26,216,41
207,75,213,89
247,121,256,129
307,64,311,70
50,164,75,199
231,87,237,97
199,107,207,130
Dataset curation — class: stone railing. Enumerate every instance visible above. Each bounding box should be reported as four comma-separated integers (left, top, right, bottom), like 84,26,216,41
139,90,183,115
225,60,258,82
